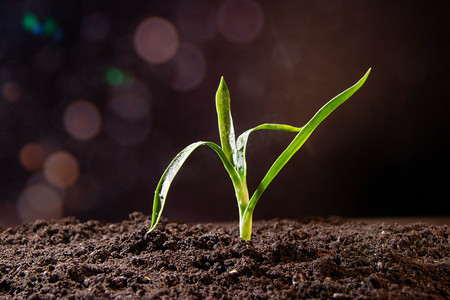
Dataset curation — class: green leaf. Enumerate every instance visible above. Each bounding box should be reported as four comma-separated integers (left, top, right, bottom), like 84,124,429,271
148,141,242,234
216,77,237,166
244,68,371,218
236,123,303,181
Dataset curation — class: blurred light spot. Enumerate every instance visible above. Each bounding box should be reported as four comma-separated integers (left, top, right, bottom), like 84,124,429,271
272,41,301,70
134,17,179,64
22,13,40,33
176,0,217,41
2,81,22,102
81,12,110,41
106,67,125,86
26,172,51,187
17,184,63,223
218,0,264,43
44,151,80,189
42,18,57,37
109,80,151,121
169,44,206,91
19,143,46,172
63,100,102,141
22,14,62,40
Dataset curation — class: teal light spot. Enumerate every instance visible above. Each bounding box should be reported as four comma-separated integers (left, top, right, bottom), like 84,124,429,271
106,68,124,86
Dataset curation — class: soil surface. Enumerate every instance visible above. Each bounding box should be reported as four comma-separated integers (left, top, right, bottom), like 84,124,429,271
1,212,449,299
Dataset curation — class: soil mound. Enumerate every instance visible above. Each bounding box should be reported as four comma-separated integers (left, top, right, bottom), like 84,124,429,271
1,212,449,299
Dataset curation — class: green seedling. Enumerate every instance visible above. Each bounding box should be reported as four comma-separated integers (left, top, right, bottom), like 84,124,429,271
148,68,371,241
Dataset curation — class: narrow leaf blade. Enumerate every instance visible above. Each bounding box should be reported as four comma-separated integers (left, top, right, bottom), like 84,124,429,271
245,68,371,216
236,123,303,180
216,77,237,166
148,141,241,234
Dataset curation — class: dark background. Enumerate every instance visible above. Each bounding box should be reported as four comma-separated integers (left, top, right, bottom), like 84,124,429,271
0,0,449,227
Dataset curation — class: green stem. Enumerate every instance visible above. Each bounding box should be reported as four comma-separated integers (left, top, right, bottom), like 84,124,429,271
235,183,249,207
234,181,252,240
239,210,253,241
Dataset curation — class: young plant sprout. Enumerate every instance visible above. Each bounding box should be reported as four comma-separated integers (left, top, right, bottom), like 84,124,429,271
148,68,371,241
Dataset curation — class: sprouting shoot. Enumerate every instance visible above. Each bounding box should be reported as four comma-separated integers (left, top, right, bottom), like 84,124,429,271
147,68,371,241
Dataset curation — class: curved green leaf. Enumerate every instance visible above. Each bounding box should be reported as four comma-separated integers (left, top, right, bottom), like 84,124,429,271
236,123,303,181
244,68,371,218
147,141,242,234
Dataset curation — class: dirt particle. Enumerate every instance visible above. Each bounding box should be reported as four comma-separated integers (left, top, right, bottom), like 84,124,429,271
333,292,351,299
88,249,110,263
107,276,127,289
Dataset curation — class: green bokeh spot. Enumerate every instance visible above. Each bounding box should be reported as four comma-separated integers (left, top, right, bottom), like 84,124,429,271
106,67,124,86
22,13,39,32
43,19,57,36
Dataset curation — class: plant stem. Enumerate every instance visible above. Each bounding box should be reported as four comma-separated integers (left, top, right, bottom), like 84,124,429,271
235,182,249,207
235,183,252,240
239,210,253,241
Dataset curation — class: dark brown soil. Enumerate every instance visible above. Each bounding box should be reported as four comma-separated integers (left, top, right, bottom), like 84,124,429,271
1,212,449,299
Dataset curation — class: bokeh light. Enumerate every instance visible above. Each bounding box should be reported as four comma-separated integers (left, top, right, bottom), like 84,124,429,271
134,17,179,64
169,43,207,91
2,81,22,102
26,172,52,187
42,19,57,37
0,1,446,227
176,0,217,41
63,100,102,141
105,79,152,145
21,13,63,41
19,143,46,172
105,67,125,86
17,184,63,223
109,80,151,121
218,0,264,43
22,13,40,34
44,151,80,189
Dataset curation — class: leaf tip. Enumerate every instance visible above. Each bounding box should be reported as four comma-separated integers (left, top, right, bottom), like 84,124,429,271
216,76,230,102
218,76,228,90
